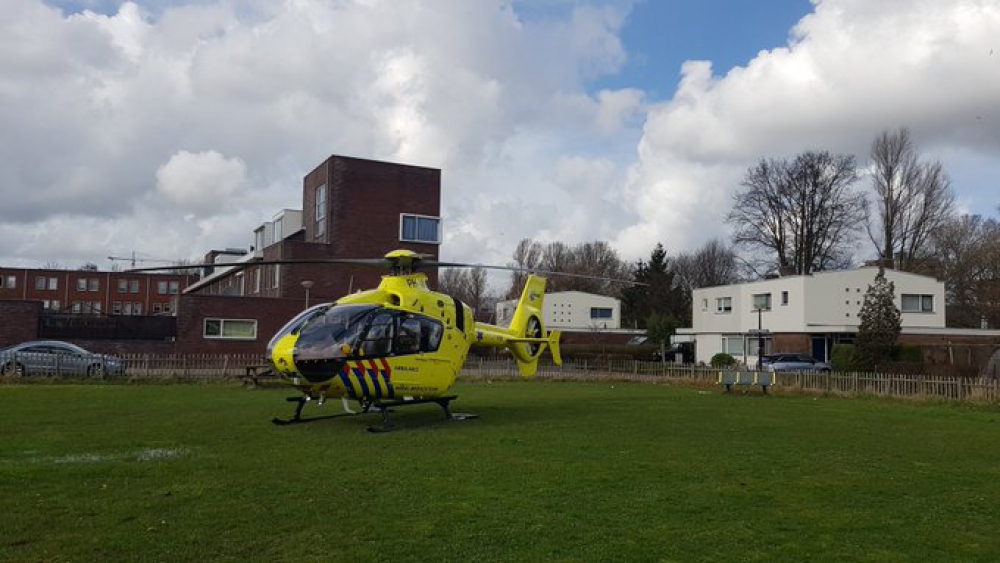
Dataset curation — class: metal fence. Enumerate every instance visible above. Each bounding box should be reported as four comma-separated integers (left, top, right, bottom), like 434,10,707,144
38,314,177,340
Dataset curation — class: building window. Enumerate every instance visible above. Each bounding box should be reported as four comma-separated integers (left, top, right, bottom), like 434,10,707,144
1,275,14,289
113,302,122,315
400,214,441,244
71,302,83,314
158,281,167,294
88,279,99,292
48,277,58,290
272,265,280,289
722,334,744,356
118,279,128,293
153,303,162,314
901,294,934,313
752,293,771,311
92,301,102,314
133,302,142,315
76,279,87,291
204,318,258,340
781,291,789,306
168,281,179,294
123,302,133,315
36,276,46,290
716,297,732,313
315,183,327,238
590,307,613,319
130,280,140,293
50,300,61,311
701,298,708,311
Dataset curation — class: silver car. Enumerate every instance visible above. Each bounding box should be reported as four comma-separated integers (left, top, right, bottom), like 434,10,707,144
763,353,831,373
0,340,125,377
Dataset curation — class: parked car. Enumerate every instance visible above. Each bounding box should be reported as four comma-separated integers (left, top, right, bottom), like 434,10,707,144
0,340,125,377
762,353,831,373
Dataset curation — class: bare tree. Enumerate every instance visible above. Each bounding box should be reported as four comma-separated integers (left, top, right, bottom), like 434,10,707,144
867,128,956,272
505,238,631,298
439,266,491,320
931,213,1000,327
675,238,740,291
557,241,631,295
728,151,866,276
505,238,543,299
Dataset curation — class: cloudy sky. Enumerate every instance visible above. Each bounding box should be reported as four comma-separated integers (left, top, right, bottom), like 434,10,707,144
2,0,998,272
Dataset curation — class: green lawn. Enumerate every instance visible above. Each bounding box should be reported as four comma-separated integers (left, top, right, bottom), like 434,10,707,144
2,380,1000,562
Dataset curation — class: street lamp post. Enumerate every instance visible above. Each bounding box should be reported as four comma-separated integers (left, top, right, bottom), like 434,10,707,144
301,280,314,308
754,307,765,370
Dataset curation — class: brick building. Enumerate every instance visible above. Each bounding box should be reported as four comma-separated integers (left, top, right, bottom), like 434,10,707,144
0,155,441,356
188,155,441,303
0,268,195,316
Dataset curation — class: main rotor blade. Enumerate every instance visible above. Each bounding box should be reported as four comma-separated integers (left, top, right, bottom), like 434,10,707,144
425,261,645,286
125,257,390,273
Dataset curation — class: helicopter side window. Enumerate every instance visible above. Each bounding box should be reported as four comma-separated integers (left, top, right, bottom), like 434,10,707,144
396,316,422,355
359,312,395,358
419,317,444,352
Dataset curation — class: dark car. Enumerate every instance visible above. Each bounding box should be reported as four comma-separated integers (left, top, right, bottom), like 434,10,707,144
762,353,831,373
0,340,125,377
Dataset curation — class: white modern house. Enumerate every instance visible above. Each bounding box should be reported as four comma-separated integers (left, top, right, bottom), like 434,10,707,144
688,267,946,366
496,291,620,330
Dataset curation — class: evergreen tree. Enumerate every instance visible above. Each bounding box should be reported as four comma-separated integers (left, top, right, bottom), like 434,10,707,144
854,269,901,370
645,312,678,362
621,243,689,328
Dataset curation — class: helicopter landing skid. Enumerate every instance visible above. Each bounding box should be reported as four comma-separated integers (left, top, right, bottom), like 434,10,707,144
366,396,478,433
271,395,478,431
271,396,370,426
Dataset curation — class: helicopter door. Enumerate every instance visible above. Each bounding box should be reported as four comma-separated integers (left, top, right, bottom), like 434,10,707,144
358,311,395,358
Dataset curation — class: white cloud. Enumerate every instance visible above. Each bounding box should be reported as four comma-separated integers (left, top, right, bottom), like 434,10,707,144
2,0,998,280
0,0,635,269
155,150,247,213
619,0,1000,260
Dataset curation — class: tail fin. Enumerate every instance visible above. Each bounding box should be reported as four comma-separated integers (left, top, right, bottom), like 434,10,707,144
506,275,562,377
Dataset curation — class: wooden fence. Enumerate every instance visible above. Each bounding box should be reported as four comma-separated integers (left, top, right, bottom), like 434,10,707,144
5,352,1000,403
0,352,265,379
460,358,1000,403
117,354,266,378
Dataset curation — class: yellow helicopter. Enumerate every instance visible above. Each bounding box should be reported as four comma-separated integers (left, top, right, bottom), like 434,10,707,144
135,249,569,431
266,250,562,431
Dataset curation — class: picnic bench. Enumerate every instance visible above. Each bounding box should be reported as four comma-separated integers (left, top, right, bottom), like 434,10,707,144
717,370,776,394
242,364,278,388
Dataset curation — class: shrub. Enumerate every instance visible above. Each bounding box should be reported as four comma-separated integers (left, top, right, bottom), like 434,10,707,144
830,343,856,372
894,345,923,363
710,353,737,368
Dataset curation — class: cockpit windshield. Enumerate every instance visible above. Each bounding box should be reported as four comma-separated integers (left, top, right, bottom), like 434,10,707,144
294,304,379,362
265,303,330,357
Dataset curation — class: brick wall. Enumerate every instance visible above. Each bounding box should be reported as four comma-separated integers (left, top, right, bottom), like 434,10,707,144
196,155,441,299
773,333,811,354
176,294,306,354
0,301,41,348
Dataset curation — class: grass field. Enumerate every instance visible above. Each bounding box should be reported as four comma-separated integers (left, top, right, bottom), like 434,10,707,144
3,380,1000,562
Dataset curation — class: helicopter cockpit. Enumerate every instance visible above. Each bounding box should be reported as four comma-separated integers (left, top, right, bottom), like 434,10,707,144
268,303,445,382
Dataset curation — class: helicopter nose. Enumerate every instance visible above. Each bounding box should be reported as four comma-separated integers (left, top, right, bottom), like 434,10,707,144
294,358,345,384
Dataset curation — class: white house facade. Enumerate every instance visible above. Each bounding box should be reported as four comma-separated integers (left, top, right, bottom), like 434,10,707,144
496,291,620,330
689,267,946,366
